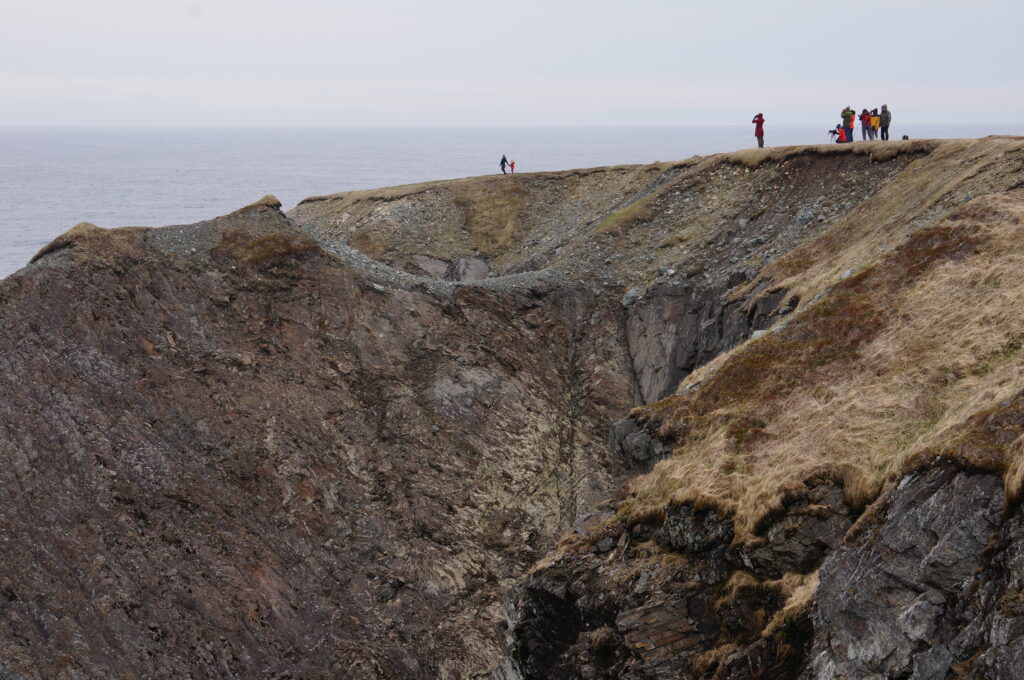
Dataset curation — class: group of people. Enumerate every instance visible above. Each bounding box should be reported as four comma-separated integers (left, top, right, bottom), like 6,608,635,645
751,106,894,147
833,105,893,143
499,154,516,174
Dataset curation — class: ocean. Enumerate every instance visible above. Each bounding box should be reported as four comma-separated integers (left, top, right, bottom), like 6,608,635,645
1,124,1021,278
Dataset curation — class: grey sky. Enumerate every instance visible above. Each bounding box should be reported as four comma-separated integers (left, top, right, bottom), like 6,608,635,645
1,0,1021,126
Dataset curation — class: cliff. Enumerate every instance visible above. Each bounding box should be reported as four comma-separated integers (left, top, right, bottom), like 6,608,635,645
492,137,1024,679
1,138,1022,678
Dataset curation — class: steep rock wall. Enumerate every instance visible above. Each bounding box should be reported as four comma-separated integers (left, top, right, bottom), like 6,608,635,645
0,203,635,678
493,460,1024,680
625,281,791,403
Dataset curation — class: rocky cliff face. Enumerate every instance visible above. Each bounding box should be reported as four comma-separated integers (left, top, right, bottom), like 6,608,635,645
491,137,1024,679
495,457,1024,679
3,139,1024,678
0,202,638,678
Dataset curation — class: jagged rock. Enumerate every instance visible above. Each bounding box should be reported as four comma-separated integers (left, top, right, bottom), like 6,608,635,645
620,287,641,308
8,139,1015,679
796,208,815,225
0,207,636,679
626,282,788,402
609,418,671,471
659,503,734,554
809,465,1006,679
736,481,854,579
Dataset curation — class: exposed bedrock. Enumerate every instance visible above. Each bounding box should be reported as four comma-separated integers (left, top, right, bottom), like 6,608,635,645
0,202,636,679
8,139,1024,678
493,479,855,679
608,417,673,472
625,282,791,403
809,464,1024,680
495,461,1024,679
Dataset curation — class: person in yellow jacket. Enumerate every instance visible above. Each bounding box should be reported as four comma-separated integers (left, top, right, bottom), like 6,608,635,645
870,109,881,140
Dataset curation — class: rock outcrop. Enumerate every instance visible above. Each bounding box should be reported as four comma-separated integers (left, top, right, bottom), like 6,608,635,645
0,202,635,678
491,138,1024,680
494,460,1024,680
625,281,792,402
809,463,1022,679
495,478,856,679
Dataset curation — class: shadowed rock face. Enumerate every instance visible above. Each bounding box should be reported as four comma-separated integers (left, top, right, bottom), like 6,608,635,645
625,281,791,403
494,462,1024,680
0,203,635,678
809,465,1024,680
495,480,855,679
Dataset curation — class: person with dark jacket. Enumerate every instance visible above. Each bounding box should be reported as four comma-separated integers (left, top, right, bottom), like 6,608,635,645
500,154,510,174
841,107,855,143
752,113,766,148
880,105,892,141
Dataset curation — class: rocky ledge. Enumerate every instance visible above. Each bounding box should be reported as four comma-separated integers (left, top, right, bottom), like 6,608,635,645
495,456,1024,679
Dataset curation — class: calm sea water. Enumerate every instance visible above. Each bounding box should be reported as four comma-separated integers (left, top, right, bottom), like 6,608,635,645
1,124,1020,278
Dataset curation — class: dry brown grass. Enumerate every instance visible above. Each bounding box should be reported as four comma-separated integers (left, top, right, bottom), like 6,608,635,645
762,571,818,638
212,229,321,264
754,137,1024,303
451,180,530,256
594,195,657,235
623,176,1024,537
725,139,935,169
30,222,147,265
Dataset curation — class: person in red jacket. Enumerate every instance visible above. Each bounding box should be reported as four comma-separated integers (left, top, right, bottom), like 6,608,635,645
752,113,766,148
859,109,872,141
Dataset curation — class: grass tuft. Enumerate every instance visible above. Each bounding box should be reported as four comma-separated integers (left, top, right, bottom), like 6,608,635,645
594,195,656,235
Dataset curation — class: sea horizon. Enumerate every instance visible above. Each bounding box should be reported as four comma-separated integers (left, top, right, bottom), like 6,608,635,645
2,123,1022,278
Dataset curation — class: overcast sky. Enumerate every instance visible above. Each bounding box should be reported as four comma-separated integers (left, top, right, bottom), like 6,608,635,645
1,0,1021,127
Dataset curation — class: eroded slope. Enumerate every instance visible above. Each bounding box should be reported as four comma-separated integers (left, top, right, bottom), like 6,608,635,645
494,137,1024,679
0,201,635,678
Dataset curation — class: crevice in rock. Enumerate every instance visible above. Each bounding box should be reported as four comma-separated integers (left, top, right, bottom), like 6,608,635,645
625,282,790,403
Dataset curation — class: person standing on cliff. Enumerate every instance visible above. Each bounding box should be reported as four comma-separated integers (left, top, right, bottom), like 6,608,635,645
510,160,516,173
752,113,766,148
880,105,892,141
841,107,855,143
859,109,872,140
500,154,510,174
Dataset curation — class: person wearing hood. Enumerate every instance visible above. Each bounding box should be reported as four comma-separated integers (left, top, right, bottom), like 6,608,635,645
880,105,892,141
499,154,510,174
752,113,766,148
